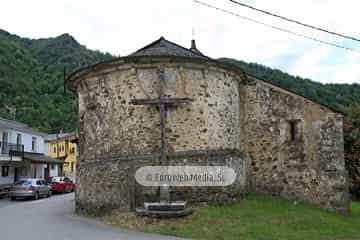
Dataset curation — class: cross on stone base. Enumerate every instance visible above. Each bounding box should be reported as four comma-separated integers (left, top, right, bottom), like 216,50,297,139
131,70,192,203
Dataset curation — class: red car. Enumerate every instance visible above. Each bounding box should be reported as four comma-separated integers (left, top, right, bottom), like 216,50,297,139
48,176,75,193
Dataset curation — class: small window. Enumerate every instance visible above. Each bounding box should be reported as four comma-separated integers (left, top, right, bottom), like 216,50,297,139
16,133,22,145
71,162,74,172
20,167,26,176
33,167,37,178
51,164,56,170
290,122,296,141
70,147,75,154
1,166,9,177
32,137,37,152
2,132,8,143
288,120,300,141
53,146,56,153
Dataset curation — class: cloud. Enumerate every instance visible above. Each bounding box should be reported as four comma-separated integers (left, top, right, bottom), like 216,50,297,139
0,0,359,84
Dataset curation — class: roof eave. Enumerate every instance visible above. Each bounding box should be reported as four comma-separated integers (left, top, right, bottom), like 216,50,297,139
65,55,344,116
66,55,237,91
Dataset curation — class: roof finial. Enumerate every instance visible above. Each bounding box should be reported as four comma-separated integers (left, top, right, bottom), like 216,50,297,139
190,28,200,54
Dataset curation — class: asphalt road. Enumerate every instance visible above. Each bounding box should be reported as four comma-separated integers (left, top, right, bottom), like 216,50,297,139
0,193,186,240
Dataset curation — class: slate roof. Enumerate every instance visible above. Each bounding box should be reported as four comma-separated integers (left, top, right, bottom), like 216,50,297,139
129,37,210,60
0,117,46,136
45,132,75,142
23,152,63,164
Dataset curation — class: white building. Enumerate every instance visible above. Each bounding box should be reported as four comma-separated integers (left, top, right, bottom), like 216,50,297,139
0,117,62,191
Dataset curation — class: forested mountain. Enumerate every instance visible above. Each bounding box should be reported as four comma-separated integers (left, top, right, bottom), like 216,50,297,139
220,58,360,112
0,29,359,134
0,29,112,133
1,29,358,196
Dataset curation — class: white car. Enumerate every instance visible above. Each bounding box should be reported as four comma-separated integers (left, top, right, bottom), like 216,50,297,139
11,178,52,200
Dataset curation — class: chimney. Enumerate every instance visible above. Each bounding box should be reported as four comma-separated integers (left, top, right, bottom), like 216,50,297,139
191,39,196,50
190,39,201,54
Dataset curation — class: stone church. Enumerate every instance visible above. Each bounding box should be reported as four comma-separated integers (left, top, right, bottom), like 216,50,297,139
66,37,349,215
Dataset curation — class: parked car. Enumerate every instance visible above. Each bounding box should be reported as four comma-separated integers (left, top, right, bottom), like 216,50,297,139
11,178,52,200
48,176,75,193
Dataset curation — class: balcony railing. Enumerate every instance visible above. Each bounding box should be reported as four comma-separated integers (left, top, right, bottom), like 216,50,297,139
0,141,24,158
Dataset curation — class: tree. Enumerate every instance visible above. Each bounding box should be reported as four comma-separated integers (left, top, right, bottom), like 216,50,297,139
344,105,360,199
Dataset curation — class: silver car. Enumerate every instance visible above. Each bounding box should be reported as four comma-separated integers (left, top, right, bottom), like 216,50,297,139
11,178,52,200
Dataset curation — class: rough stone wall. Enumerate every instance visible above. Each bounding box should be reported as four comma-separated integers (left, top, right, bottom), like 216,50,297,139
77,62,241,158
76,150,246,216
73,56,349,215
75,59,245,215
244,77,349,213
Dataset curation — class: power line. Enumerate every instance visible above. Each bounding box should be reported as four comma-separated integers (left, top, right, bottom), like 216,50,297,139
193,0,360,53
228,0,360,43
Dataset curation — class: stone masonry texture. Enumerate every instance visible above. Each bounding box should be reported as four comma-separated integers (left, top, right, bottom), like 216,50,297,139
69,56,349,216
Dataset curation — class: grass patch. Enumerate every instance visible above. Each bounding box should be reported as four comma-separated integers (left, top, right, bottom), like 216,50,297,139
101,194,360,240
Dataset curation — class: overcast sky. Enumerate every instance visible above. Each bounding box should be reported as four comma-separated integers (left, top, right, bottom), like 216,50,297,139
1,0,359,84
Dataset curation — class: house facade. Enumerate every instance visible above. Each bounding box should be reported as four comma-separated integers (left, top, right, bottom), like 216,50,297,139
45,132,77,178
0,117,62,191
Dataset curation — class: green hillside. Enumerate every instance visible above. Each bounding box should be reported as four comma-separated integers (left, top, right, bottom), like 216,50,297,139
220,58,360,112
0,29,112,133
0,29,359,134
1,29,358,198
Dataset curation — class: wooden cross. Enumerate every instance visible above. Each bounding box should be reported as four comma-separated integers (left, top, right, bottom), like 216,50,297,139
130,70,192,202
